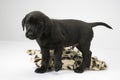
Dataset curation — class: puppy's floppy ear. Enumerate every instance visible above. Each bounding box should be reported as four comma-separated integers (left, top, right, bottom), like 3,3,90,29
22,15,28,31
22,17,26,31
43,16,51,35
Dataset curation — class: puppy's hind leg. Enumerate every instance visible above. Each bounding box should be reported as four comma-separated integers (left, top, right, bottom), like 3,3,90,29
74,42,92,73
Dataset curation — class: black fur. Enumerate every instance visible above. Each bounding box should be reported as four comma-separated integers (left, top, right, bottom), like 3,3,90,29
22,11,112,73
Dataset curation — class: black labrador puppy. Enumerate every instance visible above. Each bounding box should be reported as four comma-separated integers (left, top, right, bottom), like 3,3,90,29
22,11,112,73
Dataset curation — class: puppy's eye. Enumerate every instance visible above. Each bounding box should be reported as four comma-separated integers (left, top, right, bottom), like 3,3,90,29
26,23,30,27
25,24,30,29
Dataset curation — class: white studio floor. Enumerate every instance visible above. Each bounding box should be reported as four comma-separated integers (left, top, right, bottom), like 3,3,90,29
0,41,120,80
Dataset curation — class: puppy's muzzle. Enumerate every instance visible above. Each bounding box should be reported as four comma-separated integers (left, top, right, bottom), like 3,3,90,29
26,32,36,40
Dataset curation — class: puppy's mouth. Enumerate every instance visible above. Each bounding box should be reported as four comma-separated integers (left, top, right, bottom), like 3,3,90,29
26,35,37,40
28,36,36,40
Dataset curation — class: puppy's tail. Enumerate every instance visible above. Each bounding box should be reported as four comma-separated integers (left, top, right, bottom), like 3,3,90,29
89,22,113,29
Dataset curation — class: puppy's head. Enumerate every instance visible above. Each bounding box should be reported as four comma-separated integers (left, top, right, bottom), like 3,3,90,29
22,11,50,40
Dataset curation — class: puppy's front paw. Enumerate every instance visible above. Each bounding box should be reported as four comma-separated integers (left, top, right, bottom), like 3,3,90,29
74,67,84,73
35,66,47,73
55,63,62,72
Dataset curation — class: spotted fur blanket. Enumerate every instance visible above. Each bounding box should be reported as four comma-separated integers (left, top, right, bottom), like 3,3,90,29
26,47,107,71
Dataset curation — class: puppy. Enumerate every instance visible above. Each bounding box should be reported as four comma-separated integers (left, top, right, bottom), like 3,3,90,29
22,11,112,73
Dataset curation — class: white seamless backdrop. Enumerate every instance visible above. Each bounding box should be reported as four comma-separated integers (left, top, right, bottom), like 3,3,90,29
0,0,120,80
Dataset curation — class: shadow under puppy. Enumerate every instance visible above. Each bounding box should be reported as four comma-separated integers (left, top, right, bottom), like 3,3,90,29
22,11,112,73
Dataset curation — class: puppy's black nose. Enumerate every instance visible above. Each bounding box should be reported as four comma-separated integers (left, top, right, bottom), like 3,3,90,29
27,32,34,36
26,32,34,38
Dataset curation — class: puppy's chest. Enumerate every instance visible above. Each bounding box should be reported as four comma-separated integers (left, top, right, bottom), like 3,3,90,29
40,38,59,49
